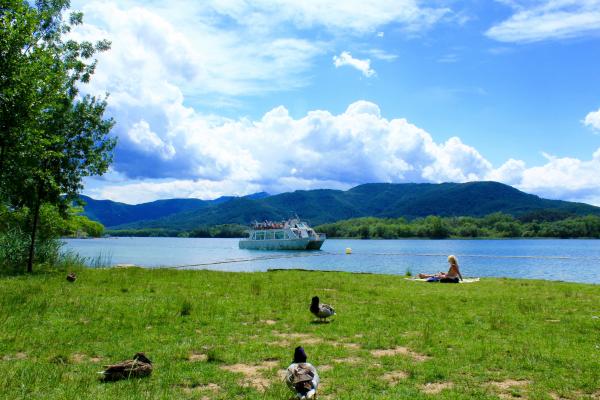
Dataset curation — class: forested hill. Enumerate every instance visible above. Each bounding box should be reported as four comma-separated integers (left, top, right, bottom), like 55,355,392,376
82,182,600,229
79,192,269,227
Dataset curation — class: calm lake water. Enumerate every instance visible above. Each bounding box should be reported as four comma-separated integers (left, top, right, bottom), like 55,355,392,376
62,237,600,284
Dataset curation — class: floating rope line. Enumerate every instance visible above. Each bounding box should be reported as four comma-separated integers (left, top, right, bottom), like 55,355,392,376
147,250,600,270
166,251,334,269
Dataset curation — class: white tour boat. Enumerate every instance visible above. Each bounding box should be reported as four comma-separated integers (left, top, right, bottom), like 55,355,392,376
239,218,326,250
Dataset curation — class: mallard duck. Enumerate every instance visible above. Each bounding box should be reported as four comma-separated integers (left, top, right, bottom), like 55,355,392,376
99,352,152,381
285,347,319,399
66,272,77,282
310,296,335,322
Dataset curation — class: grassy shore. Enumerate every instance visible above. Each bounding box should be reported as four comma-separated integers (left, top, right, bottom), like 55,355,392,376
1,268,599,399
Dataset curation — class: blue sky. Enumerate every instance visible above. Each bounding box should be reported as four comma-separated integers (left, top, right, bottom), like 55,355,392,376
71,0,600,205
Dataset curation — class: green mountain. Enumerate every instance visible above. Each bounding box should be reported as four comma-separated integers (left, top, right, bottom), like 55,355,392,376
79,192,269,227
85,182,600,230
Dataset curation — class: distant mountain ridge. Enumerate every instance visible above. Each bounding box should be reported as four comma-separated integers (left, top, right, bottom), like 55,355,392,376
80,182,600,230
79,192,270,227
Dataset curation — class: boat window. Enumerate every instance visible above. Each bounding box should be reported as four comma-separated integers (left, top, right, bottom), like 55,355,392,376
265,231,274,240
275,231,284,240
255,231,265,240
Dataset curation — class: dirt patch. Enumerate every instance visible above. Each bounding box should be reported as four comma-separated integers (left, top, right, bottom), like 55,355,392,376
319,364,333,372
489,380,530,390
270,332,322,347
189,352,208,362
71,353,87,363
545,319,561,323
339,342,361,349
221,360,279,392
371,346,430,362
179,383,221,395
488,380,530,399
316,288,337,292
549,393,573,400
260,319,278,325
3,352,28,361
421,381,454,394
70,353,103,364
382,371,409,385
332,357,361,364
277,369,287,381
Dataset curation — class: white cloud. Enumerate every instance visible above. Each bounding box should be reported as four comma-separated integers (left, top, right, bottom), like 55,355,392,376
127,121,175,159
80,95,600,206
84,178,263,205
487,0,600,42
67,1,600,206
333,51,376,77
488,150,600,205
72,2,324,100
84,99,499,203
200,0,450,34
584,107,600,131
368,48,399,61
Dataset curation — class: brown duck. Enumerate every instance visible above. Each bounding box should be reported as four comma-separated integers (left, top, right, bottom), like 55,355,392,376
99,353,152,381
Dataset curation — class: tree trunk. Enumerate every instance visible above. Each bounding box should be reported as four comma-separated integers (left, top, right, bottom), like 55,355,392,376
0,143,5,183
27,192,41,273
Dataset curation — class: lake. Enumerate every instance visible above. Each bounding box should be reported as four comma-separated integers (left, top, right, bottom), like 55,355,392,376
61,237,600,284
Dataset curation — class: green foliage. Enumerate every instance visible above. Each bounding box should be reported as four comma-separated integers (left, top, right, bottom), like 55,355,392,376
0,1,115,271
61,207,105,238
0,204,62,272
316,213,600,239
106,224,247,238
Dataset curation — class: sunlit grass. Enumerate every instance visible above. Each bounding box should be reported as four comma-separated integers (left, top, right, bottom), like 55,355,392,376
0,268,599,399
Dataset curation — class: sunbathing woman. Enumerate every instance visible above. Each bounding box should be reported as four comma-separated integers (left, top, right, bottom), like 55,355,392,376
418,255,463,283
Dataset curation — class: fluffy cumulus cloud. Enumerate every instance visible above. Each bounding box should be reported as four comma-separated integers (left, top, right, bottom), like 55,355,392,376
584,107,600,131
84,95,600,205
333,52,376,77
85,99,499,203
487,0,600,42
490,151,600,205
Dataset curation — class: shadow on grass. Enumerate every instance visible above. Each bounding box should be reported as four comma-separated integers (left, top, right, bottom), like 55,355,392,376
310,320,333,324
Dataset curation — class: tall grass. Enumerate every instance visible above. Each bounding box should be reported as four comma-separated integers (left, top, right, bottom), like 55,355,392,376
0,227,61,274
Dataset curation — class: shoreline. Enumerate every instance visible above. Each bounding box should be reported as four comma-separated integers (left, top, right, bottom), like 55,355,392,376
99,265,600,286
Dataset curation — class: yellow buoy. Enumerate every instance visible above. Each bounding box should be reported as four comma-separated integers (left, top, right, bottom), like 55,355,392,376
345,247,352,255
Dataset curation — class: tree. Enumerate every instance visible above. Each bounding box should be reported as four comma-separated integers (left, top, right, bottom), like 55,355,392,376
0,1,115,272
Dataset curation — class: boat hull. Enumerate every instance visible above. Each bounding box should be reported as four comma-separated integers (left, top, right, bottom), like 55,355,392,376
306,239,325,250
239,238,313,250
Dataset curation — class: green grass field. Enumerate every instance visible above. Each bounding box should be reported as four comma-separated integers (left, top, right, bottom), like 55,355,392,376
1,268,599,399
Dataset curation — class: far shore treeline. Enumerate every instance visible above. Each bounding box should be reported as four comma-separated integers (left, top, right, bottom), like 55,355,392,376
103,211,600,239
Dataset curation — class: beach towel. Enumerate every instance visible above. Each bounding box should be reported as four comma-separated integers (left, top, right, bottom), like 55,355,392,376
405,277,480,284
